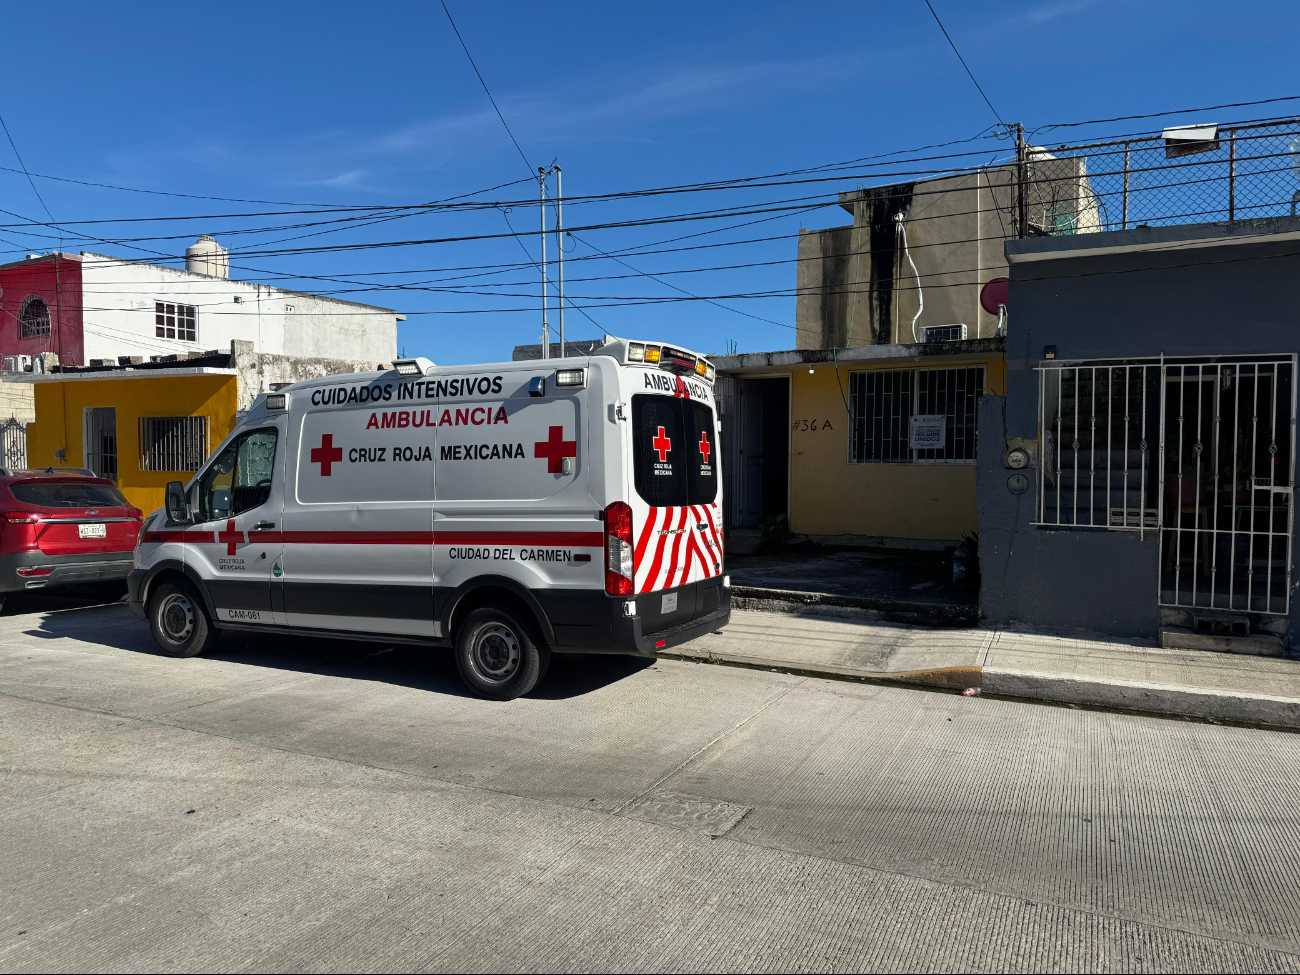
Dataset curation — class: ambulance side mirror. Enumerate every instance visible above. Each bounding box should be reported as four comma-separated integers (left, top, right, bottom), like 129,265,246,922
165,480,189,524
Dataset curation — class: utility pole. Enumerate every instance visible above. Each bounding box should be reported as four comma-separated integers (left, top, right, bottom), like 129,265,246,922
555,165,564,357
539,167,549,359
1014,122,1028,238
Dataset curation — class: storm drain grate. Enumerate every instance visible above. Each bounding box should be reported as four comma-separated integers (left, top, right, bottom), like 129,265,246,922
619,792,751,837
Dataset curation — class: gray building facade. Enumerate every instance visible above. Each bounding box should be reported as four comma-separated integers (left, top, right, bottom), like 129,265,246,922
979,217,1300,651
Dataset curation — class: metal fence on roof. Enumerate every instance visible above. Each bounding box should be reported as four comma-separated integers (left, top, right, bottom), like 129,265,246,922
1019,117,1300,236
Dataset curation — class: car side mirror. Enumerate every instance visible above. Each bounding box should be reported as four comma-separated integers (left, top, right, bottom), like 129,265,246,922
165,480,189,524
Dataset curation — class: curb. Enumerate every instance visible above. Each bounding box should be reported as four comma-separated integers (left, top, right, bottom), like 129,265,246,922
982,667,1300,731
659,647,1300,732
731,586,979,628
659,645,981,691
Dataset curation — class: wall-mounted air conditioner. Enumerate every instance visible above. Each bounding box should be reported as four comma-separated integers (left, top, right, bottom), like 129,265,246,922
921,324,967,343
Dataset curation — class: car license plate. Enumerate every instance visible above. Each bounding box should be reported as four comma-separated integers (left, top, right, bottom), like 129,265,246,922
78,523,107,539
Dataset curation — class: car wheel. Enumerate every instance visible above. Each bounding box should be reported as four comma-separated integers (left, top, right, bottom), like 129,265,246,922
454,605,550,700
148,581,219,658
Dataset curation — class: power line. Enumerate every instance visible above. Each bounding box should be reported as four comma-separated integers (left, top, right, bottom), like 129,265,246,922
0,109,58,229
922,0,1004,127
439,0,533,175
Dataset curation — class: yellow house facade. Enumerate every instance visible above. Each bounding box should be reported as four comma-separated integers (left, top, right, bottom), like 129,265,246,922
716,338,1005,546
17,366,239,515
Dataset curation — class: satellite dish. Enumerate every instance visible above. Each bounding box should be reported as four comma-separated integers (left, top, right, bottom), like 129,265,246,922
980,277,1009,315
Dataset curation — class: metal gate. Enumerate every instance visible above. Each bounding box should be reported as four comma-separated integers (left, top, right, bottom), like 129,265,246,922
1158,358,1295,615
1036,355,1296,616
0,416,26,470
83,407,118,482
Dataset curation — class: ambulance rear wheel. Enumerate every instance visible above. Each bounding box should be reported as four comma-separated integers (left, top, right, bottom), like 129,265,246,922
149,581,219,659
455,606,549,700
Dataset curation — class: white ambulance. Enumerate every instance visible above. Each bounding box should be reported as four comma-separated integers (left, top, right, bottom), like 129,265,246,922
127,337,730,699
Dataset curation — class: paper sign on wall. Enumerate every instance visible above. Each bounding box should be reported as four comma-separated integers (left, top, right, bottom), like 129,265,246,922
909,414,947,450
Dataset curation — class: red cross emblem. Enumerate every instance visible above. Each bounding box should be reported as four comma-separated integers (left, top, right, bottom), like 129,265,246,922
698,431,711,464
534,425,577,473
218,519,244,556
653,426,672,463
673,376,689,398
310,433,343,476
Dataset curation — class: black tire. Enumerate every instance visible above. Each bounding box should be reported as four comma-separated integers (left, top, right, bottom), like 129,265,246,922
148,581,220,658
454,605,550,700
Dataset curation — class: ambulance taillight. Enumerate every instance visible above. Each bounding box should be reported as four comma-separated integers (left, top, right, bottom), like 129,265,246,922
604,501,634,596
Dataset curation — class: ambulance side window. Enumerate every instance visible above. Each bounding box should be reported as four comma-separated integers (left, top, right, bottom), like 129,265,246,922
632,395,687,507
198,428,278,521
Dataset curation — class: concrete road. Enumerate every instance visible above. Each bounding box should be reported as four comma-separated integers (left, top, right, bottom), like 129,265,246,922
3,594,1300,973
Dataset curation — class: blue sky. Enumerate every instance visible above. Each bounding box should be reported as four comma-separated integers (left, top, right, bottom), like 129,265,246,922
1,0,1297,363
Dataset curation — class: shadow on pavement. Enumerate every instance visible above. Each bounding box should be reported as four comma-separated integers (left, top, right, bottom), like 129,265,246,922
1,583,128,617
24,600,654,701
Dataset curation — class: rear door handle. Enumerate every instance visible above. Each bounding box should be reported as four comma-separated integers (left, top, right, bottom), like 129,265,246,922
253,521,276,530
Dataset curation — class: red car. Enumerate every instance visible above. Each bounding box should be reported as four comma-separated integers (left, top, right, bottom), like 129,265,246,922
0,467,143,611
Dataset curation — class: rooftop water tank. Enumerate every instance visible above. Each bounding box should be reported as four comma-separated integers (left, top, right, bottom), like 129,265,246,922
185,235,229,279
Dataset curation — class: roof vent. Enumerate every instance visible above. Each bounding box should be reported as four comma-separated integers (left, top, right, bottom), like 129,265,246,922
185,235,229,279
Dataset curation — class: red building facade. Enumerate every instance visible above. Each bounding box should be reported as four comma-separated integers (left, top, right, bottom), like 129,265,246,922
0,254,84,366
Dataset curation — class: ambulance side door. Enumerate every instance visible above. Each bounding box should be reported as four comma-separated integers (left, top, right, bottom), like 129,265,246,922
186,421,285,626
282,388,437,637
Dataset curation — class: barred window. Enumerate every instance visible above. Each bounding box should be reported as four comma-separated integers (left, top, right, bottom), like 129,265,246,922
849,366,984,463
18,295,50,338
155,302,197,341
139,416,209,472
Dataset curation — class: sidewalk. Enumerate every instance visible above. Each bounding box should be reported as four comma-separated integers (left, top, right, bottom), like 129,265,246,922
727,548,979,626
668,608,1300,730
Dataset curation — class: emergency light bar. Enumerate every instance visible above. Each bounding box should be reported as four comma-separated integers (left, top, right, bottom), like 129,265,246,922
265,392,288,411
555,368,586,388
625,341,714,382
659,346,696,376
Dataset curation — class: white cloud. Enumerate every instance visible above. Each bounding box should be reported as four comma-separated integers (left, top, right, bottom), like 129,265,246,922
1024,0,1104,24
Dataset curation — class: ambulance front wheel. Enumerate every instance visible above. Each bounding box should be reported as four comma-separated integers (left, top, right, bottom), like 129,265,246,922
148,580,220,659
455,606,550,700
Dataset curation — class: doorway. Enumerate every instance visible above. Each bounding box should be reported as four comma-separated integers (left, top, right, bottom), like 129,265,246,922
1158,359,1295,615
83,407,118,482
734,377,790,528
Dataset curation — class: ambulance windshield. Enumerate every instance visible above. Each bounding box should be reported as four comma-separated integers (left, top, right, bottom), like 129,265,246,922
632,395,717,507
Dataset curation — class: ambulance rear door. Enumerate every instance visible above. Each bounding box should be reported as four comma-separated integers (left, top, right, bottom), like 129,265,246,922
627,374,724,613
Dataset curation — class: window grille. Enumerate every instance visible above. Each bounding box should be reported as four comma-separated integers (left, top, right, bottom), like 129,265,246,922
849,366,984,463
139,416,209,472
155,302,197,342
1036,357,1296,616
18,296,50,338
1036,362,1161,530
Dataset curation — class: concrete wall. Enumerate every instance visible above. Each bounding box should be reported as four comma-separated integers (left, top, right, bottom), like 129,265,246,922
978,396,1159,637
27,373,238,515
78,253,398,365
229,341,393,411
980,222,1300,641
795,172,1013,350
794,157,1101,352
0,375,35,423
